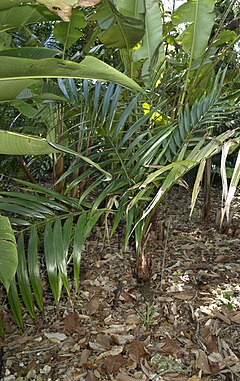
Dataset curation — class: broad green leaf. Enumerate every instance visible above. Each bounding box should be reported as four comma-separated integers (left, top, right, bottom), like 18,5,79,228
0,216,18,292
0,47,60,59
0,0,33,11
213,30,237,47
0,31,11,50
0,4,56,32
0,130,59,155
0,80,37,102
17,234,35,318
134,0,165,86
28,227,43,311
92,0,144,49
172,0,215,60
53,8,87,50
0,56,143,93
114,0,145,19
0,131,110,181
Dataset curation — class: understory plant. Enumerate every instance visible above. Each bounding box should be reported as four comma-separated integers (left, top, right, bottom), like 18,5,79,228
0,0,239,329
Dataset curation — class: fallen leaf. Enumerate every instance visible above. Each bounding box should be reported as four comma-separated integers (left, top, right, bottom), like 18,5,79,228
213,311,231,325
85,295,100,315
187,377,202,381
116,373,138,381
104,354,127,373
181,243,197,250
214,255,230,263
127,340,147,364
64,312,81,334
96,334,111,350
112,334,134,345
103,324,136,334
171,292,195,300
89,341,107,352
17,333,30,344
190,263,209,270
208,352,223,363
195,349,212,374
27,359,37,371
79,349,91,366
96,345,124,360
158,337,181,356
162,373,188,381
230,313,240,324
44,332,67,342
86,370,98,381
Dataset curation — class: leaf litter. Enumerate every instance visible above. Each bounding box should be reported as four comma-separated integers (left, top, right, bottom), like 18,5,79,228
1,187,240,380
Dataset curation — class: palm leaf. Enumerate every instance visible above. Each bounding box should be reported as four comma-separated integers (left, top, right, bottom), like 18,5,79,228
0,216,18,292
17,233,35,318
28,227,43,311
7,277,23,328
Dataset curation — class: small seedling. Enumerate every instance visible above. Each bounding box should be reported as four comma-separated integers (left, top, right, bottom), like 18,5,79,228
222,290,234,311
135,303,155,327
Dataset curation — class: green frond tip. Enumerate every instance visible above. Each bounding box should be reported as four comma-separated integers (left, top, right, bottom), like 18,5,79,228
0,216,18,292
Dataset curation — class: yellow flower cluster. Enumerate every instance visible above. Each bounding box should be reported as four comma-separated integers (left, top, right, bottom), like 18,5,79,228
142,102,163,124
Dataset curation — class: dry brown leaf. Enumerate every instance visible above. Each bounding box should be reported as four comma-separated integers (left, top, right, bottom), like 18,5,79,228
195,349,212,374
116,373,138,381
158,336,181,356
64,312,81,334
86,370,98,381
89,341,107,352
85,295,100,315
162,373,188,381
127,340,147,364
181,243,197,250
95,345,124,360
27,359,37,371
38,0,102,22
171,292,195,300
214,311,231,325
103,324,136,334
119,290,136,303
96,334,111,350
190,262,209,270
104,354,127,373
229,312,240,324
214,255,230,263
112,334,135,345
199,327,218,353
79,349,91,366
187,377,202,381
17,333,30,344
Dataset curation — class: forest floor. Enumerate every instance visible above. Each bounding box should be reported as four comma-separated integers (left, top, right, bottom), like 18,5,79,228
1,186,240,381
